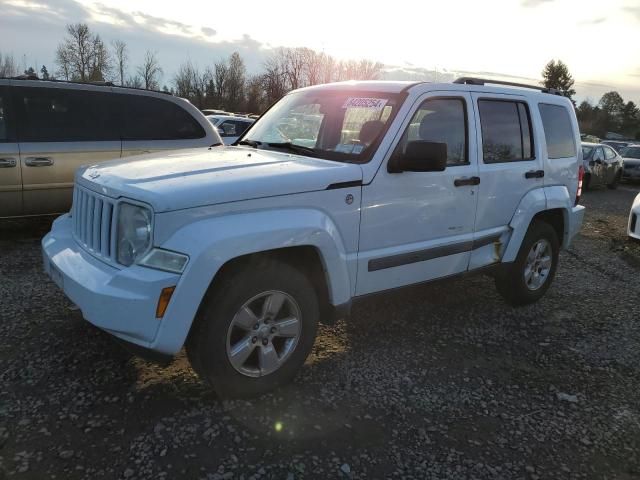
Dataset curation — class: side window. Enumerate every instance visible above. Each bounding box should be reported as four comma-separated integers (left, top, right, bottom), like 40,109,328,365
393,97,468,166
122,95,205,141
604,146,617,160
219,121,237,137
593,147,605,161
538,103,577,159
478,100,534,163
17,87,117,142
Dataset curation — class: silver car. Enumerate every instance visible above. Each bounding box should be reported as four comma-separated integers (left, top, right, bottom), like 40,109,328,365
581,142,623,190
0,78,222,218
620,144,640,181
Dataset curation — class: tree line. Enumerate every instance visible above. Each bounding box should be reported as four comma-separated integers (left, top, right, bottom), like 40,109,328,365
542,59,640,140
2,24,639,136
1,23,383,114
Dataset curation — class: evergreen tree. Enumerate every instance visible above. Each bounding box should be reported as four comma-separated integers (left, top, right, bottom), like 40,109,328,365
541,60,576,100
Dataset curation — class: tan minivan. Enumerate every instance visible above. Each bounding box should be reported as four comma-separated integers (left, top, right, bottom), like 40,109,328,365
0,78,222,217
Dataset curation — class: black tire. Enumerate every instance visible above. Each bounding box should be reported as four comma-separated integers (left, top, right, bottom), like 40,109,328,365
495,220,559,306
186,259,319,398
583,173,591,191
607,170,621,189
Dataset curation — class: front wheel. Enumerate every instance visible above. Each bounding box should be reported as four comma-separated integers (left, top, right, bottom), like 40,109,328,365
186,260,319,398
495,220,559,306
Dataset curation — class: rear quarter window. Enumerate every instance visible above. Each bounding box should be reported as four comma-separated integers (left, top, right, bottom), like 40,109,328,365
122,95,205,141
538,103,577,159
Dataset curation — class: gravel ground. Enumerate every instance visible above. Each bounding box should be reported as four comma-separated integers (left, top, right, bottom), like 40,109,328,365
1,184,640,480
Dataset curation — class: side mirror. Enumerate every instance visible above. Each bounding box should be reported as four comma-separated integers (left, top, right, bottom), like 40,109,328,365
389,141,448,173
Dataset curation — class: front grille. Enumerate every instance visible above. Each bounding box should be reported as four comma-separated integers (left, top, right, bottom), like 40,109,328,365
72,186,116,261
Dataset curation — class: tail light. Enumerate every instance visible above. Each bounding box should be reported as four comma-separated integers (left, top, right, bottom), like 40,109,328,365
576,165,584,205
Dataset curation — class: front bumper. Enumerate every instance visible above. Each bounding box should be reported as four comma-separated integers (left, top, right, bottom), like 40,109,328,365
42,214,181,354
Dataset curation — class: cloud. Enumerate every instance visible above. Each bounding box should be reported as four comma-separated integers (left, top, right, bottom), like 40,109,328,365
623,6,640,21
0,0,269,82
521,0,554,7
579,17,606,25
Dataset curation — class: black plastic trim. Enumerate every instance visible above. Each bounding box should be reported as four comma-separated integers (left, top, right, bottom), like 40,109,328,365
112,336,173,366
326,180,363,190
368,232,503,272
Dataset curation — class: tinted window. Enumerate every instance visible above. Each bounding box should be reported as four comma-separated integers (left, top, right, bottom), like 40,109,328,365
604,146,617,160
478,100,533,163
17,87,118,142
582,146,593,159
538,103,576,159
122,95,205,141
395,97,468,166
621,146,640,159
219,120,252,137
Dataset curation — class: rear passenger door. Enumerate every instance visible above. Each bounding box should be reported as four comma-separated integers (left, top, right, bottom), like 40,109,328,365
15,86,121,215
120,93,208,157
0,84,22,217
471,94,544,246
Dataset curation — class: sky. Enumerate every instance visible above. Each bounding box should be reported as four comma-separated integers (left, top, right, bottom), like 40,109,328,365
1,0,639,103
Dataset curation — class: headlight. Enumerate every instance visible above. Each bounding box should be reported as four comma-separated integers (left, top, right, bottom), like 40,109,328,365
138,248,189,274
116,202,152,266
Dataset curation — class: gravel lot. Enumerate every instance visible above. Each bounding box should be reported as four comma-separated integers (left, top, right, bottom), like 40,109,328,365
1,184,640,480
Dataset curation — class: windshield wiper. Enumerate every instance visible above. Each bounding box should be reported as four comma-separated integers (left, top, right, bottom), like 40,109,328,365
236,139,262,148
266,142,317,155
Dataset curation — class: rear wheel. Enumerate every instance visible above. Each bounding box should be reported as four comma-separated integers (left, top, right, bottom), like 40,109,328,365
186,259,319,398
583,173,591,191
495,220,559,306
607,170,621,189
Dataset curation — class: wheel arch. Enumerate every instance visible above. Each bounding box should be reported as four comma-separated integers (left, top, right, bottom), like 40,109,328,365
149,209,353,355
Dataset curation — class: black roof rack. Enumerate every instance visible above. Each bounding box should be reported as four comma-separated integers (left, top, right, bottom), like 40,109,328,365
1,76,171,95
453,77,563,96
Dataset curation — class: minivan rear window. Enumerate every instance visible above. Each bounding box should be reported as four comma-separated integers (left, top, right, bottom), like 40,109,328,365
539,103,576,159
17,87,118,142
121,95,205,141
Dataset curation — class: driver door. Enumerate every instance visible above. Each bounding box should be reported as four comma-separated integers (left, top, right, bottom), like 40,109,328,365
356,92,479,295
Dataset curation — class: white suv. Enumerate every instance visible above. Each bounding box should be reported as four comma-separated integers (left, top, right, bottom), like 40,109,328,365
42,78,585,397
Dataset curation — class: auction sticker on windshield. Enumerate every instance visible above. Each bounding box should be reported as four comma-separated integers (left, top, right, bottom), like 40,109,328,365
342,97,388,110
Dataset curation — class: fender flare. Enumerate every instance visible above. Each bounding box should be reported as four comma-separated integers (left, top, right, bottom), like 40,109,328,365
150,208,353,354
502,186,572,262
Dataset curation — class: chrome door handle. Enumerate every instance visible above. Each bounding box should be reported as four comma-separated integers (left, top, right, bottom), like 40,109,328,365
25,157,54,167
0,157,17,168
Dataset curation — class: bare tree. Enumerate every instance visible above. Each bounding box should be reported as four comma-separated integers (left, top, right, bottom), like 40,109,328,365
0,53,18,77
112,40,128,85
124,75,143,89
226,52,246,111
55,23,111,81
213,59,229,107
137,50,162,90
173,61,207,107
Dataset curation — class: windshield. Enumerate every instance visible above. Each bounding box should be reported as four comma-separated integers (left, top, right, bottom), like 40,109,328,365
620,146,640,159
240,90,403,162
582,146,594,159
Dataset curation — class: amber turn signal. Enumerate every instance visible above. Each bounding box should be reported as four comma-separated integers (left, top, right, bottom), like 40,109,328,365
156,286,176,318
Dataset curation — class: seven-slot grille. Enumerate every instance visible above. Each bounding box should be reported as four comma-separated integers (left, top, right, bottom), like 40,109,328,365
72,186,116,261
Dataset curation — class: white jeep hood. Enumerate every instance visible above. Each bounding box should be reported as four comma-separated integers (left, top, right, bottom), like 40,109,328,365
76,147,363,212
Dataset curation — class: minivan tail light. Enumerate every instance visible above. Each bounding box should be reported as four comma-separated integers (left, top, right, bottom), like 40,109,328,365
576,165,584,205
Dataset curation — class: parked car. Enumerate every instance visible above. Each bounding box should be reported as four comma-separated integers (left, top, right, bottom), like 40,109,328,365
620,144,640,181
206,115,255,145
43,78,585,397
201,109,231,116
581,142,623,189
601,140,631,153
629,193,640,240
0,78,222,217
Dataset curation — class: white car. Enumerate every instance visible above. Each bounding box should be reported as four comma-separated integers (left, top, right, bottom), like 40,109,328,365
206,115,255,145
629,193,640,240
43,78,585,397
